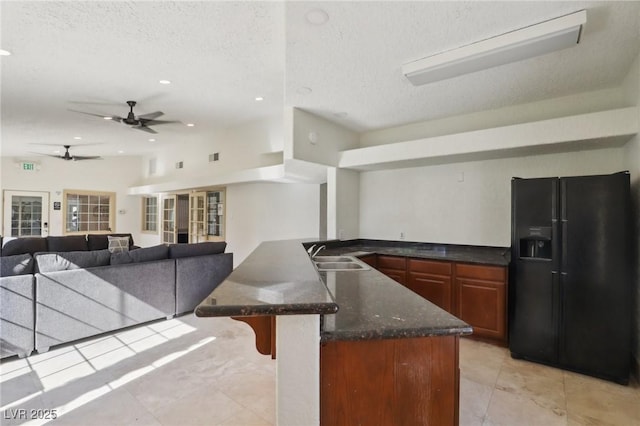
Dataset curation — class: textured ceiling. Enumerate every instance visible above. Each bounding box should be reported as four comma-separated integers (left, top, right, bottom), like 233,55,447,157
1,1,639,158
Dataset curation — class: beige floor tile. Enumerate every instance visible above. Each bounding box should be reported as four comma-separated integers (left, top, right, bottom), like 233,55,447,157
495,357,566,414
460,339,507,387
484,387,567,426
154,389,246,426
216,409,273,426
459,376,494,426
49,388,160,426
564,370,640,426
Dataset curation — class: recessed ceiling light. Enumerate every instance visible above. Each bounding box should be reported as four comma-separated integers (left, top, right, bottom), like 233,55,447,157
296,86,312,95
159,80,171,85
186,123,195,127
305,9,329,25
0,49,11,56
255,96,264,101
148,138,156,142
73,136,82,140
103,116,112,120
118,150,124,154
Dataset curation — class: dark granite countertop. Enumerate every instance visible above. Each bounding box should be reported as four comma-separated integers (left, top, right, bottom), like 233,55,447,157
196,239,472,342
195,239,339,317
312,239,510,266
320,267,472,342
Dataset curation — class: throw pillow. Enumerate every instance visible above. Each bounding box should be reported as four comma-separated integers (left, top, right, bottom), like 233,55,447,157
0,253,34,277
108,236,130,253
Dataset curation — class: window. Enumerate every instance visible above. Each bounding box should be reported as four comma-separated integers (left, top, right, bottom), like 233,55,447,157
63,190,115,234
206,190,225,238
142,196,158,233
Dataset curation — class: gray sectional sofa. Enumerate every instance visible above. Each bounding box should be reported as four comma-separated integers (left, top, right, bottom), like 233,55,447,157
0,234,232,359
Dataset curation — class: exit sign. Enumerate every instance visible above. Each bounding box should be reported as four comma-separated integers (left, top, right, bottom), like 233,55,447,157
21,162,36,171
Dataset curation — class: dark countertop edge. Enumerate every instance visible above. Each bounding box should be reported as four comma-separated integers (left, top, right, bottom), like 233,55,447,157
321,325,474,342
195,302,339,318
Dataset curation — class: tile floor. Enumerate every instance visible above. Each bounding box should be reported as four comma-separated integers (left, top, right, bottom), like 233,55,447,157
1,315,638,426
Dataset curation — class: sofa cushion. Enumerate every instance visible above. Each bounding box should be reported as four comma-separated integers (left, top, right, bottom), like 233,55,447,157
35,250,111,273
168,242,227,259
110,244,168,265
47,235,88,252
87,234,134,251
0,253,34,277
2,237,48,256
107,236,130,253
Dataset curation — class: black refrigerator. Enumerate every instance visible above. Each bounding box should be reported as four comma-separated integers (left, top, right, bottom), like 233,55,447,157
509,171,631,384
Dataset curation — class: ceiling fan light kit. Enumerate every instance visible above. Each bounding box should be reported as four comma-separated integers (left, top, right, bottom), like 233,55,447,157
402,10,586,86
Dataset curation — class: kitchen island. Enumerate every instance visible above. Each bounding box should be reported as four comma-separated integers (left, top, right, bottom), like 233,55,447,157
196,239,472,426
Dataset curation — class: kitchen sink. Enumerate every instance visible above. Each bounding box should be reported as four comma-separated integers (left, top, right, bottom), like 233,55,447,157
313,256,354,263
313,256,370,271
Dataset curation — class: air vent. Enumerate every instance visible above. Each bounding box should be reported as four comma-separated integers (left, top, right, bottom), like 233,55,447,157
209,153,220,162
175,161,184,169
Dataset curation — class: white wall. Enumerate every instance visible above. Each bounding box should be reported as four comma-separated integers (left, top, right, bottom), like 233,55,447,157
288,108,359,166
139,115,284,186
326,167,359,240
359,86,632,147
359,148,626,247
1,156,143,240
225,182,320,266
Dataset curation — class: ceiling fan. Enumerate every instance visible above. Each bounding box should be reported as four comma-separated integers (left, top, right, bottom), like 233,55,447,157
69,100,180,134
33,145,103,161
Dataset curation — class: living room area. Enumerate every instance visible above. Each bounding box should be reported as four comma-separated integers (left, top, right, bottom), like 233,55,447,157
2,1,640,425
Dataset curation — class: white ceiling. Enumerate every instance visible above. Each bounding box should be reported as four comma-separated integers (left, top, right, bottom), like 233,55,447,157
2,1,639,158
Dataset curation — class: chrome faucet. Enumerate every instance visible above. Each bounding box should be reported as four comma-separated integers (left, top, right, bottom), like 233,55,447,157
311,245,326,258
307,244,316,255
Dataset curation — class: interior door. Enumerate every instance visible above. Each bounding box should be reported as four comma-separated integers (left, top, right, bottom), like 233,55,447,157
189,192,206,243
3,190,50,237
162,195,177,244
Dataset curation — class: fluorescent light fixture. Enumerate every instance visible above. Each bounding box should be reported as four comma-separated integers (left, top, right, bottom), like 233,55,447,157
402,10,586,86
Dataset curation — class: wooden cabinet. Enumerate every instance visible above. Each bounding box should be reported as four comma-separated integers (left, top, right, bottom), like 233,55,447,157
407,259,453,312
363,253,508,345
359,254,377,269
321,335,460,426
455,263,507,344
376,255,407,285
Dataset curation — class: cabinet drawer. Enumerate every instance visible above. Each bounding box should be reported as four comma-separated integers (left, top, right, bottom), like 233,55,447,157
455,263,505,282
377,255,407,270
408,258,452,276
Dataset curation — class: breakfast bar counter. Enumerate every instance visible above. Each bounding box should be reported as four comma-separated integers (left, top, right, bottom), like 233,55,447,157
196,239,472,426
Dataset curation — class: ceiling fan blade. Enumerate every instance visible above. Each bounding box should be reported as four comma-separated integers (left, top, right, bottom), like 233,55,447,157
138,111,164,120
135,125,158,134
68,109,123,122
28,151,62,159
72,155,103,161
139,120,182,128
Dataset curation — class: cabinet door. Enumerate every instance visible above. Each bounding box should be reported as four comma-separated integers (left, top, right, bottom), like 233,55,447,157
456,264,507,343
378,268,407,285
407,272,452,312
377,256,407,285
407,259,454,312
359,254,377,268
